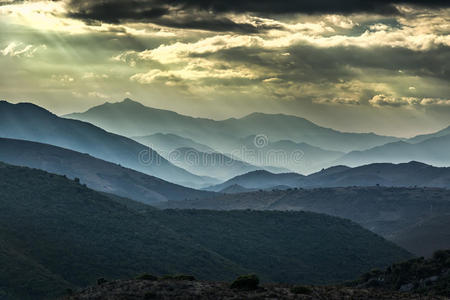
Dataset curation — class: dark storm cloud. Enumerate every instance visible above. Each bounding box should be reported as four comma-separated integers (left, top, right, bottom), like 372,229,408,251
186,43,450,85
165,0,449,14
65,0,450,31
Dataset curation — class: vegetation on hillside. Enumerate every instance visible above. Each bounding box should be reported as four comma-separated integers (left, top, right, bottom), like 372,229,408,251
0,162,411,299
159,186,450,256
351,250,450,297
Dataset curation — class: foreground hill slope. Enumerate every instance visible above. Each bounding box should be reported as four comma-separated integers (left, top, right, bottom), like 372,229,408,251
64,251,450,299
65,98,399,152
0,138,215,204
0,162,411,299
160,186,450,256
0,101,215,188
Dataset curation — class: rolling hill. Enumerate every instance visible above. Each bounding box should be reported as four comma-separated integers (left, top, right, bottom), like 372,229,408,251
65,98,399,152
0,100,217,188
159,186,450,256
206,170,306,192
0,138,215,204
207,161,450,191
0,162,411,299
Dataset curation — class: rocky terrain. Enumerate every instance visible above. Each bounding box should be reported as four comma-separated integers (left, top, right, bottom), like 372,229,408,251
63,278,448,300
64,250,450,300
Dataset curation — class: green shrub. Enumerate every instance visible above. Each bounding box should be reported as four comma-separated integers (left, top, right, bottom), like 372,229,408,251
230,274,259,290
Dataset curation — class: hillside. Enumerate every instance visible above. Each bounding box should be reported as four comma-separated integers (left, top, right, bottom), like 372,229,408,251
0,138,215,204
391,215,450,257
65,98,399,152
159,186,450,256
0,100,216,188
207,161,450,191
0,162,411,299
337,135,450,167
206,170,305,191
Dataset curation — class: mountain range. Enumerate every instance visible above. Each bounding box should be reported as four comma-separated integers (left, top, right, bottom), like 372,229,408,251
0,162,410,299
0,100,218,188
65,98,400,153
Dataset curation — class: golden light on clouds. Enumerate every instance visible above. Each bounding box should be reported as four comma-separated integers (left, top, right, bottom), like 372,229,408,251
0,0,449,136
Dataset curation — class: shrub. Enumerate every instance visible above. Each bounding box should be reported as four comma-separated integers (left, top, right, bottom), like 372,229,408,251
230,274,259,290
291,285,313,295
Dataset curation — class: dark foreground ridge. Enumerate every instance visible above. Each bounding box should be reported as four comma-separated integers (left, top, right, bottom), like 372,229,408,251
64,250,450,299
63,276,448,300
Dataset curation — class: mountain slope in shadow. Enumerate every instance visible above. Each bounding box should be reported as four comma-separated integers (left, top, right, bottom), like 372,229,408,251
0,138,215,204
159,186,450,256
0,100,217,188
0,162,411,299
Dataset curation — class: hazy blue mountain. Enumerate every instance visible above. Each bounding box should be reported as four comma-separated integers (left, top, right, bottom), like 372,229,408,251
232,135,345,174
206,170,306,192
0,162,410,299
0,138,216,204
337,134,450,167
408,125,450,144
65,98,399,152
307,161,450,188
133,133,215,155
159,186,450,256
168,147,288,180
207,161,450,191
0,100,217,188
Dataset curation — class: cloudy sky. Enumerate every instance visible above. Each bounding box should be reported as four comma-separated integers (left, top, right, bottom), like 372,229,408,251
0,0,449,137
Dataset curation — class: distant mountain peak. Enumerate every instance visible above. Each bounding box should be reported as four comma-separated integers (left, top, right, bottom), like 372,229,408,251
121,98,140,104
